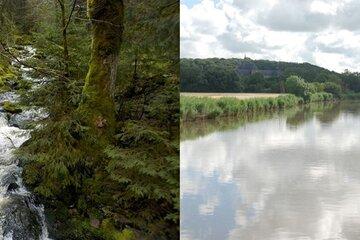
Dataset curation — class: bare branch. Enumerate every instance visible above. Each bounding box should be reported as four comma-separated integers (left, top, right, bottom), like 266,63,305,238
64,0,78,31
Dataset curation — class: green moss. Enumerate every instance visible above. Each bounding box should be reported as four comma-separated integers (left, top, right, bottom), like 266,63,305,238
3,101,22,114
114,229,136,240
78,0,124,140
0,62,29,92
101,219,136,240
14,35,33,45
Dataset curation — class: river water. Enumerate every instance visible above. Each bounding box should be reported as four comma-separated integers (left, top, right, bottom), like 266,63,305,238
0,46,50,239
181,102,360,240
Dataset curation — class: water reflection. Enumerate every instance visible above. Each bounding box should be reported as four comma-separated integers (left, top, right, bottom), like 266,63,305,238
181,101,360,240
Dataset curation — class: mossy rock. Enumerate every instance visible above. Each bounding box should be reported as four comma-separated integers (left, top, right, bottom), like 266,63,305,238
0,72,31,91
16,79,32,91
2,101,22,114
14,35,32,46
0,73,17,82
0,65,25,92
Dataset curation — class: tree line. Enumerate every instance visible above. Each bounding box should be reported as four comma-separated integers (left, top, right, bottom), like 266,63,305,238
181,58,360,96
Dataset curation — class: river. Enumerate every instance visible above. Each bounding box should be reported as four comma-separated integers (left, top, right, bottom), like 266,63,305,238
0,46,50,240
181,102,360,240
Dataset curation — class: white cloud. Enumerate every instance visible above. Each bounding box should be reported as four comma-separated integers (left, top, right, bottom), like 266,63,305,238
310,1,338,15
181,111,360,239
181,0,360,72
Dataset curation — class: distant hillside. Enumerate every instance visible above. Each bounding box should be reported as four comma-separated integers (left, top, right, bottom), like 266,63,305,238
180,58,350,93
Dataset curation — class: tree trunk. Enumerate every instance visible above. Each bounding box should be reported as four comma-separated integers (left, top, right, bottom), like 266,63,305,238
79,0,124,137
57,0,70,75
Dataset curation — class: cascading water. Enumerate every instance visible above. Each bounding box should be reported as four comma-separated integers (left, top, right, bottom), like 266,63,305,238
0,46,51,240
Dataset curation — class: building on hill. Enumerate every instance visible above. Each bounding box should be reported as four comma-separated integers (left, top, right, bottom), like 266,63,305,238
237,60,258,76
237,58,282,78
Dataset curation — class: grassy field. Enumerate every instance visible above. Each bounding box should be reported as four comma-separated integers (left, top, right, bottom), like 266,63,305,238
181,92,283,99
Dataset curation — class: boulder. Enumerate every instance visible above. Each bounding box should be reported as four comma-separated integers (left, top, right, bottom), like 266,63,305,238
2,195,42,240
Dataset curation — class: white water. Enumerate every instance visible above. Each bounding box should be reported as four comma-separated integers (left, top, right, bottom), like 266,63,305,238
0,46,51,240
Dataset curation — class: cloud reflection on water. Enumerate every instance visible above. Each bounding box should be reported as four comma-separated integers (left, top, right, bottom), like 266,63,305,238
181,102,360,240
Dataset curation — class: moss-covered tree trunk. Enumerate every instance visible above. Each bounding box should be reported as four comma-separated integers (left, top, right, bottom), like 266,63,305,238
57,0,70,75
79,0,124,138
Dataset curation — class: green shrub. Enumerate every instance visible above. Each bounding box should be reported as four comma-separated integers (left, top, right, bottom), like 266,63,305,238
324,82,342,98
308,92,334,102
285,75,315,99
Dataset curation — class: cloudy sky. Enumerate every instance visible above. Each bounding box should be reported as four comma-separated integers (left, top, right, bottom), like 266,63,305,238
180,0,360,73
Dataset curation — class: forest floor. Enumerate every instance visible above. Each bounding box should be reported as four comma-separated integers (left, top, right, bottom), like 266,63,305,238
181,92,283,99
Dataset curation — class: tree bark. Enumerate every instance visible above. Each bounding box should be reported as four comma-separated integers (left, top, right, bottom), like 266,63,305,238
79,0,124,137
56,0,70,75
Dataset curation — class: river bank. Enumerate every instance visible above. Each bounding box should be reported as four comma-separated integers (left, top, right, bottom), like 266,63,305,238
180,92,334,121
181,92,283,99
181,101,344,140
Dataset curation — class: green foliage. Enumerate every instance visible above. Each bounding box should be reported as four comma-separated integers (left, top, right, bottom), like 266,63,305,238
311,82,325,92
285,75,315,100
180,58,344,93
180,58,244,92
284,75,335,102
341,92,360,100
0,64,31,93
180,90,336,121
342,71,360,92
308,92,334,102
323,82,342,98
0,62,14,92
17,1,179,239
180,94,301,121
2,101,22,113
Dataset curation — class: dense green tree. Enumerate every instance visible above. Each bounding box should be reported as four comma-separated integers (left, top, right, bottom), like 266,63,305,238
323,82,342,98
285,75,315,100
342,71,360,92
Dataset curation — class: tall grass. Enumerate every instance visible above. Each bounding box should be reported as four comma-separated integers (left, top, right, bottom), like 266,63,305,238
181,102,337,140
308,92,334,102
180,93,334,121
181,94,301,121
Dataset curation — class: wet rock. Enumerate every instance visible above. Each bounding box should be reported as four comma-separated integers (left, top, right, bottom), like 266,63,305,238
2,172,18,186
0,92,19,103
2,195,42,240
7,182,19,192
13,45,25,51
9,108,48,129
8,80,19,89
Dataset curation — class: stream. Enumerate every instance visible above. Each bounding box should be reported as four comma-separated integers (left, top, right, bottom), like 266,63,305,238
0,46,50,240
